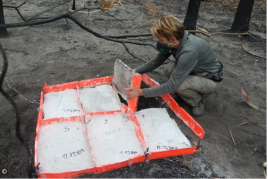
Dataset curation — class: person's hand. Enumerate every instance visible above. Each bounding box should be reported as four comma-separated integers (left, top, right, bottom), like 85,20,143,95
126,87,143,100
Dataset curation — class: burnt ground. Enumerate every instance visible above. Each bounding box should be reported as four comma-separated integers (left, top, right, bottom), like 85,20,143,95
0,0,266,178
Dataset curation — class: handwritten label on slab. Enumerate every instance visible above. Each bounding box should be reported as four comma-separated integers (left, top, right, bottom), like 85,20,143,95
64,126,70,132
62,149,85,159
157,146,178,150
62,109,81,112
120,151,138,155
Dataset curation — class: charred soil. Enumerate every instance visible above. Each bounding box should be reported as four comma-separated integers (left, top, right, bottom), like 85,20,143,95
0,0,266,178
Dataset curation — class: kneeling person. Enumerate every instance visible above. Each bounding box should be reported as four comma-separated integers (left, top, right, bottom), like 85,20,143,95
126,14,223,117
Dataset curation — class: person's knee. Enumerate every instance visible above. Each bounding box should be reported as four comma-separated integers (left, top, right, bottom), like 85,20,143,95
176,86,185,94
176,77,194,93
164,68,171,78
176,85,191,96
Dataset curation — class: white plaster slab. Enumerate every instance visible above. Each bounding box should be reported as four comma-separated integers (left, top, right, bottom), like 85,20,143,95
38,122,94,173
112,59,134,101
79,85,121,113
43,89,83,119
135,108,191,152
86,113,144,167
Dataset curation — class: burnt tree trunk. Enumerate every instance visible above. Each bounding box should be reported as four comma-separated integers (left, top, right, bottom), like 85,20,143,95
183,0,202,34
231,0,254,33
0,0,8,36
72,0,76,10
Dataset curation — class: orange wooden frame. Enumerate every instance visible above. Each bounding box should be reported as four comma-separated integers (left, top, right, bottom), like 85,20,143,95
35,74,203,178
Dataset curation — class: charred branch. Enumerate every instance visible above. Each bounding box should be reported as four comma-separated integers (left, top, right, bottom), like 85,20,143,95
0,0,7,36
0,8,156,61
0,43,35,177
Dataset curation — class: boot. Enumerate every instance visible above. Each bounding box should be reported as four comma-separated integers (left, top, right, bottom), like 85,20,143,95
192,97,205,117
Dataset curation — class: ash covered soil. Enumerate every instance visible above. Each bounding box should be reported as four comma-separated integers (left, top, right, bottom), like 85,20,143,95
0,0,266,178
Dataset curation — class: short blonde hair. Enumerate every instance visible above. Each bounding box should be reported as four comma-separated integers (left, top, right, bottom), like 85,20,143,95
151,14,185,41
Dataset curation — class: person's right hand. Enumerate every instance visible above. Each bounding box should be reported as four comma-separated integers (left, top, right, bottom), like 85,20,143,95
126,87,143,100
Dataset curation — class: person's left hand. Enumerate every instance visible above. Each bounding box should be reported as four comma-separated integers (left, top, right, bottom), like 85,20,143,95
126,87,143,100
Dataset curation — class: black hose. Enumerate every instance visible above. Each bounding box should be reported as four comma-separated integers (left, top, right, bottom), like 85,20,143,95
0,43,35,178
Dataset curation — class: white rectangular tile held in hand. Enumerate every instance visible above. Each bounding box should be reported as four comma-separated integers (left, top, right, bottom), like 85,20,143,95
112,59,134,101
